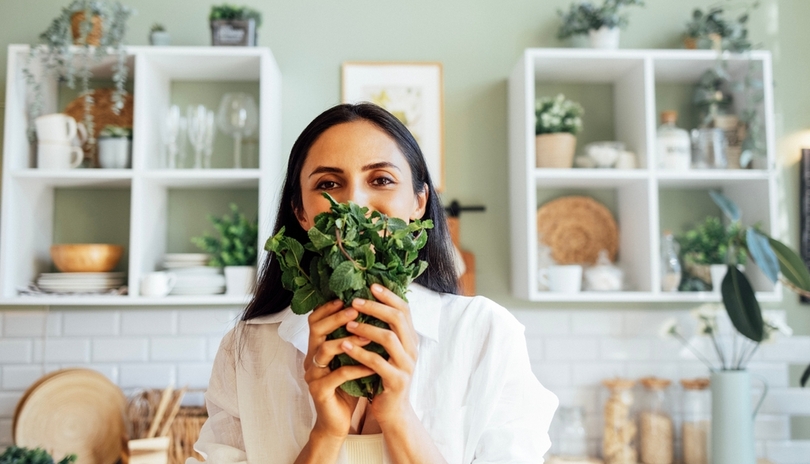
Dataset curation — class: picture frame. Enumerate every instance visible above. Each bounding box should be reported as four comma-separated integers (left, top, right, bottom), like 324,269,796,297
341,62,444,191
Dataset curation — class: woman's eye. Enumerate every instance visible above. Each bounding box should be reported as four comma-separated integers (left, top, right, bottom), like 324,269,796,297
316,180,338,190
372,176,394,186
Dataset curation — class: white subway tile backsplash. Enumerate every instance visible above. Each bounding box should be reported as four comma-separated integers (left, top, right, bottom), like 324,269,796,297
121,310,176,335
33,339,90,363
532,362,572,388
650,338,689,361
150,337,206,362
511,310,570,336
759,388,810,415
1,365,43,390
755,415,791,440
0,340,31,363
93,338,148,362
677,362,712,380
572,362,627,387
545,338,599,361
63,311,120,336
0,391,22,418
623,310,689,337
119,364,175,389
177,363,214,388
747,363,790,388
208,335,225,360
599,338,652,361
525,336,543,361
551,387,600,414
763,440,810,464
571,311,623,335
2,311,60,337
625,362,679,382
58,364,118,384
759,337,810,363
178,310,235,335
0,418,11,448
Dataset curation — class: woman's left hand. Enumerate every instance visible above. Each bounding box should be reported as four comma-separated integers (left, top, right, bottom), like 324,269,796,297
344,283,418,427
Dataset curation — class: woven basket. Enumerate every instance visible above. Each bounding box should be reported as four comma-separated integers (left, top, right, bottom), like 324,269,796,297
168,407,208,464
536,196,619,265
535,133,577,168
71,12,103,46
64,87,134,166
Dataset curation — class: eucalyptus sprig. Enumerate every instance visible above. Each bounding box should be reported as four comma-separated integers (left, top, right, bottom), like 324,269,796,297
0,446,76,464
265,192,432,398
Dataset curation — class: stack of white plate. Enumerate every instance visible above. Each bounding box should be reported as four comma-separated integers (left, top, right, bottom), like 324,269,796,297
37,272,125,293
169,266,225,296
163,253,211,269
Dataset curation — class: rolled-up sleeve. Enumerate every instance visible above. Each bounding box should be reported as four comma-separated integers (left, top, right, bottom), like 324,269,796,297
472,314,558,463
187,328,248,464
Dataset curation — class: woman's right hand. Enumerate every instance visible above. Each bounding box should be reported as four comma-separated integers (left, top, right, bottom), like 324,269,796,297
304,299,374,440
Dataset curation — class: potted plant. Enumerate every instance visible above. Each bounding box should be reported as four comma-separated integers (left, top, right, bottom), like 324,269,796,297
149,23,170,46
556,0,645,49
23,0,133,143
0,446,76,464
534,94,583,168
676,215,747,291
97,125,132,169
209,4,262,46
192,203,259,295
662,190,810,464
683,2,758,52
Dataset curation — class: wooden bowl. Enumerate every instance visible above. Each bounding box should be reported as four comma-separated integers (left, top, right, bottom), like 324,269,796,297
50,244,124,273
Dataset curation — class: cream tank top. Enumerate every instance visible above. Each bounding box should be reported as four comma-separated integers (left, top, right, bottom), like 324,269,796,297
345,433,384,464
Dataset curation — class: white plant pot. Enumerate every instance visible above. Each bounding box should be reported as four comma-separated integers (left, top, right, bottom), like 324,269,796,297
150,31,171,46
98,137,131,169
710,264,745,293
224,266,256,296
589,26,620,49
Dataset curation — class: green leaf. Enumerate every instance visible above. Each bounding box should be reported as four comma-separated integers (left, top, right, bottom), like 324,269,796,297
710,190,741,222
291,284,324,315
767,237,810,292
721,265,764,342
745,228,779,284
329,261,357,294
308,227,334,250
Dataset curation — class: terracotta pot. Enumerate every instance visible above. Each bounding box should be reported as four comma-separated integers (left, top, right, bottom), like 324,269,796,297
71,12,103,46
683,37,698,49
535,133,577,168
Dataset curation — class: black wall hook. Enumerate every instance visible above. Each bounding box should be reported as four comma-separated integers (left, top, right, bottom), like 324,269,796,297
444,200,486,218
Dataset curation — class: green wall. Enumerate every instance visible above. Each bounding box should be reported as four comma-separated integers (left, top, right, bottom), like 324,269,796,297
1,0,809,434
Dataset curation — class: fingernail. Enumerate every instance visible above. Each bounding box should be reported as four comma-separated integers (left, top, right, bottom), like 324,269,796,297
371,284,383,293
342,340,353,351
354,298,365,306
347,321,358,329
344,309,357,318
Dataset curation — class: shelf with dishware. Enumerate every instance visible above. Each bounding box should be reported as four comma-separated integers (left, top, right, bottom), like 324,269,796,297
509,48,778,303
0,45,282,305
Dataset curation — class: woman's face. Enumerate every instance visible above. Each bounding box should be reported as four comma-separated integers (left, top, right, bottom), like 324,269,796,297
295,120,428,231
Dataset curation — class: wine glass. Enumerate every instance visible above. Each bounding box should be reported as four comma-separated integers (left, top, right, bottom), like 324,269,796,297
216,93,258,169
163,105,180,168
187,105,208,169
203,110,216,169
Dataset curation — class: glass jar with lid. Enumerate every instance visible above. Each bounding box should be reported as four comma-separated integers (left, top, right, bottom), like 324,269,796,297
601,378,637,464
680,378,711,464
556,406,588,459
638,377,674,464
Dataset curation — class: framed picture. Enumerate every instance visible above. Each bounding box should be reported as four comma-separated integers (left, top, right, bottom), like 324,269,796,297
342,62,444,191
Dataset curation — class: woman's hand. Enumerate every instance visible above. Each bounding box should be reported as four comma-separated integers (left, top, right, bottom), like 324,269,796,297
344,284,419,428
304,299,374,440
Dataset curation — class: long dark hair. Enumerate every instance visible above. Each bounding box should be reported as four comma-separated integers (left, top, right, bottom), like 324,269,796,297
243,103,458,320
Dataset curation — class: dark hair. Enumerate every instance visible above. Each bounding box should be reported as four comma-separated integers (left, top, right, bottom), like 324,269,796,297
242,103,458,320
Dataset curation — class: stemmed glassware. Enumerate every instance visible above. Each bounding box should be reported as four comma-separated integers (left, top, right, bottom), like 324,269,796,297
187,105,208,169
216,93,258,169
163,105,181,168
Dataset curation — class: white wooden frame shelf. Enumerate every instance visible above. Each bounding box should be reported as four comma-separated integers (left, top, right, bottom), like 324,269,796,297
509,48,779,303
0,45,283,306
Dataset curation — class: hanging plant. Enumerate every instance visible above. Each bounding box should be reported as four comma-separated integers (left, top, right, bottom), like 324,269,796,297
22,0,134,143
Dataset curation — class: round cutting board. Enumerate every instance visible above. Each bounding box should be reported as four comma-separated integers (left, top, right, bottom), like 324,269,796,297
536,195,619,265
14,368,127,464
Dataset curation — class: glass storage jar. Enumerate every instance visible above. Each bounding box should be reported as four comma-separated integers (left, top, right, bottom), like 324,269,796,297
680,378,711,464
638,377,674,464
556,406,588,459
601,378,637,464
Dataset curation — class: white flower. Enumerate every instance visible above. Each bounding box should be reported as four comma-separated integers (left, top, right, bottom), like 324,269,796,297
690,303,722,335
658,317,680,339
762,313,792,343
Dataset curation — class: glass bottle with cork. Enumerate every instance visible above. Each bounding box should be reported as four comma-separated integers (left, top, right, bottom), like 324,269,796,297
656,110,691,170
661,230,682,292
638,377,674,464
681,378,711,464
601,378,637,464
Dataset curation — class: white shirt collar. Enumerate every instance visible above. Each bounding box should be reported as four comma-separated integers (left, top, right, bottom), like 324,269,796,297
246,283,442,354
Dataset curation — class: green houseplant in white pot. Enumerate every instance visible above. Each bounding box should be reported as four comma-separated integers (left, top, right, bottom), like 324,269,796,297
192,204,258,296
556,0,645,49
676,215,747,292
534,94,583,168
97,125,132,169
149,23,170,46
662,190,810,464
209,4,262,46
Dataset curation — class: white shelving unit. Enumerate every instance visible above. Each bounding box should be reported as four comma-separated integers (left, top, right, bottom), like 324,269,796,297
0,45,283,306
509,48,780,303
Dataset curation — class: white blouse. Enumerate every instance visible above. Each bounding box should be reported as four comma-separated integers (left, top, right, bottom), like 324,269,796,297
188,284,558,464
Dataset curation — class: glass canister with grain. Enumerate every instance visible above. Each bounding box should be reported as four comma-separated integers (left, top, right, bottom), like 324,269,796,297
601,378,637,464
681,378,711,464
638,377,674,464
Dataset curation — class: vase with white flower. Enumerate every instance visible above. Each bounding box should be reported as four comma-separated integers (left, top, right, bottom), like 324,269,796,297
534,94,583,168
660,190,810,464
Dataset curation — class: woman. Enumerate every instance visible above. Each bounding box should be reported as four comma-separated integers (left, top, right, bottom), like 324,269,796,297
190,103,557,464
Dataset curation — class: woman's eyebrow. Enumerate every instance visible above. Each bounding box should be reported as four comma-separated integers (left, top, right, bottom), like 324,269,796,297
362,161,401,172
308,166,343,177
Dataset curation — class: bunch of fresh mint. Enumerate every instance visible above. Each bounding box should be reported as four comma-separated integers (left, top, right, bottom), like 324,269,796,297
265,192,432,398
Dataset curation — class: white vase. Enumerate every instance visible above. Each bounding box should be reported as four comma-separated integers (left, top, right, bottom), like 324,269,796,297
589,26,620,49
97,137,131,169
711,370,768,464
224,266,257,296
150,31,171,46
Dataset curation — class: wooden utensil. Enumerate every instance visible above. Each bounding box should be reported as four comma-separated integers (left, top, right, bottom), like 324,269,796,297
146,385,174,439
158,386,188,437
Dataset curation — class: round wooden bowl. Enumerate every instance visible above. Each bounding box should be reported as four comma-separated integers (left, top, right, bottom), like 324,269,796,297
50,244,124,273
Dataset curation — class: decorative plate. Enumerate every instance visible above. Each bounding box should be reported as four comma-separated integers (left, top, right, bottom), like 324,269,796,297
536,195,618,265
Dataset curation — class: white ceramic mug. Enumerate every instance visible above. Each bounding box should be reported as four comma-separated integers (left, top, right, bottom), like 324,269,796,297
37,142,83,170
98,138,132,169
35,113,84,143
540,265,583,293
141,272,177,297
